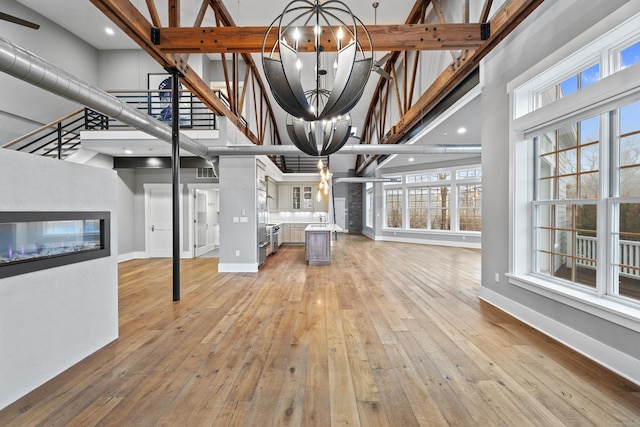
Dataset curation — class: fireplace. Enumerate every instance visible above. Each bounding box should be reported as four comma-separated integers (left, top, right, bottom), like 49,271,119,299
0,211,110,278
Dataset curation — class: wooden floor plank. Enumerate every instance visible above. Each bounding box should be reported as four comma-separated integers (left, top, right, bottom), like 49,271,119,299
1,235,639,426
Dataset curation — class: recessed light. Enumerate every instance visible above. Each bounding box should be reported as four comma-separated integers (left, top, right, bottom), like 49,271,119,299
123,149,133,154
408,157,415,162
457,127,467,134
105,27,115,36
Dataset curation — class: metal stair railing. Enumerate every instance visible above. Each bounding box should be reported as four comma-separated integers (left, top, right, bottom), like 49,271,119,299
2,108,109,160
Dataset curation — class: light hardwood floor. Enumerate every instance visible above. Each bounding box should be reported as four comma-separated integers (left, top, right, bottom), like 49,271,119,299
1,235,639,426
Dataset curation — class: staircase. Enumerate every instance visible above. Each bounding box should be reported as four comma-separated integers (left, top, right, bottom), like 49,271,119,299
2,108,109,160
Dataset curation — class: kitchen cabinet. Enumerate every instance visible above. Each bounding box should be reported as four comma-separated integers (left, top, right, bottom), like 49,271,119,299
267,177,278,211
281,223,291,242
278,184,291,211
290,185,313,211
290,224,307,243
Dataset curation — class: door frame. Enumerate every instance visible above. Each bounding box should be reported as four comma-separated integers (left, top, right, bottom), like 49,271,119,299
334,197,347,233
144,183,184,258
187,183,220,258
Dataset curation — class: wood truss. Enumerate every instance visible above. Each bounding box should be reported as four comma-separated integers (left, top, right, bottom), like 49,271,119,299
355,0,545,174
90,0,544,174
90,0,282,148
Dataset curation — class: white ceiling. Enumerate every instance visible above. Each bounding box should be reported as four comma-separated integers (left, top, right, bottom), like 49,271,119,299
13,0,481,171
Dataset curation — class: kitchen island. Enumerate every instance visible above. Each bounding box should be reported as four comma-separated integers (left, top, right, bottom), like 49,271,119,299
304,223,343,265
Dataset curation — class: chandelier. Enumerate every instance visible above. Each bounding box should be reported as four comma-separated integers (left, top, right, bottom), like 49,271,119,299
262,0,373,155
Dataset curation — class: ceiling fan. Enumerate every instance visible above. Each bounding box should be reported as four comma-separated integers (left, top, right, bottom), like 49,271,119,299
0,12,40,30
371,3,392,80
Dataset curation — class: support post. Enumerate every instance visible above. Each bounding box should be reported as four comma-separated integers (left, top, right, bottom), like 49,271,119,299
166,66,183,302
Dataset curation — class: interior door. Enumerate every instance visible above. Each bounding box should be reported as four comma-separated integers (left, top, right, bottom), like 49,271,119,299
148,187,173,257
195,190,209,257
334,197,346,232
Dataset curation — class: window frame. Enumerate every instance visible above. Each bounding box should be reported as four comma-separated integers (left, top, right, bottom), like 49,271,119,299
509,11,640,331
381,165,481,234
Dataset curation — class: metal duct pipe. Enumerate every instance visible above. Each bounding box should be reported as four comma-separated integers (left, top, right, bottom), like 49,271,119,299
0,36,211,160
206,144,481,156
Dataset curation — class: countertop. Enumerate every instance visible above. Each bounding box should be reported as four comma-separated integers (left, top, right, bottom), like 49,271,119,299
304,223,344,232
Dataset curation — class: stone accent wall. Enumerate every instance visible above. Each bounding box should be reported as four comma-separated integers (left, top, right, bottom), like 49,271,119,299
347,182,363,234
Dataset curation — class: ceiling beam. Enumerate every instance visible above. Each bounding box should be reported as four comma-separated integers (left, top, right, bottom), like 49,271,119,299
153,23,487,53
90,0,281,147
356,0,545,175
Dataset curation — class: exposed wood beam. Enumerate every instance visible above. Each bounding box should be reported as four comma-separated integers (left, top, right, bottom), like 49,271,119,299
154,23,487,53
356,0,546,175
90,0,269,146
145,0,161,27
168,0,179,27
480,0,494,23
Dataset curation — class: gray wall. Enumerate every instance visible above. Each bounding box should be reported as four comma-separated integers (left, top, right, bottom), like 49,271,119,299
0,0,99,144
481,0,640,361
115,168,218,257
218,156,259,271
0,149,119,410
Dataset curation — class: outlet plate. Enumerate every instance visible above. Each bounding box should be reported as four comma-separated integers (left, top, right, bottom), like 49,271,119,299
495,272,500,282
235,250,240,256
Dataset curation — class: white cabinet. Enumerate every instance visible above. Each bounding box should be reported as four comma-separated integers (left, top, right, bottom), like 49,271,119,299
278,184,291,211
291,185,313,211
289,224,307,243
267,177,278,211
281,223,291,242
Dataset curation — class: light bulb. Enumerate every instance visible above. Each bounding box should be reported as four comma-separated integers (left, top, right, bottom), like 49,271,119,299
317,190,322,201
317,158,324,169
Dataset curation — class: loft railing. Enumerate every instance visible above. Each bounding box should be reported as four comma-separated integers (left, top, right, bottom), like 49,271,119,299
2,90,291,170
2,90,220,160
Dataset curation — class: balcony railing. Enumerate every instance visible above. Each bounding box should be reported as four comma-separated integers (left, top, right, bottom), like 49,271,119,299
576,235,640,278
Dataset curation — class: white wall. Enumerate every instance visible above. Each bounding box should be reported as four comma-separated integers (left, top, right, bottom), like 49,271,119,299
480,0,640,379
0,149,119,410
0,0,99,143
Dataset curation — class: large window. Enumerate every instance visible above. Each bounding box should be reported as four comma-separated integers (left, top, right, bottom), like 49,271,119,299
385,189,403,228
382,166,480,233
531,103,640,301
365,183,373,228
511,13,640,318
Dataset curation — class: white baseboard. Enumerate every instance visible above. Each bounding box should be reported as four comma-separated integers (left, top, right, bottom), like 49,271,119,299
217,263,258,273
479,287,640,386
375,235,481,249
118,251,146,262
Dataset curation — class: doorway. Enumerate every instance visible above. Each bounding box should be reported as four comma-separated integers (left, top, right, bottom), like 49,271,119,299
194,189,220,258
144,183,184,258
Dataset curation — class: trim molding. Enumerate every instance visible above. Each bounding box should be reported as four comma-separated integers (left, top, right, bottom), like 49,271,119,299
376,235,481,249
218,263,258,273
479,287,640,386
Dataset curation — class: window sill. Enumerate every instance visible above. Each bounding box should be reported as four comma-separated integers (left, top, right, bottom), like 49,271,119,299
507,273,640,333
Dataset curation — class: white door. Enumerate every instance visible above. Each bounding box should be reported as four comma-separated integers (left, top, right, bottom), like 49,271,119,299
194,190,209,257
334,198,346,232
147,187,173,257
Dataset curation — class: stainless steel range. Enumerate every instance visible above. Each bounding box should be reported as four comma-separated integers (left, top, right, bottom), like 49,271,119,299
266,224,280,256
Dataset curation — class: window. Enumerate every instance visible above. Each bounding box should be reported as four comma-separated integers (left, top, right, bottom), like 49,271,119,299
365,183,373,228
620,40,640,69
537,64,601,108
530,103,640,300
385,189,403,228
382,165,480,233
459,184,482,231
